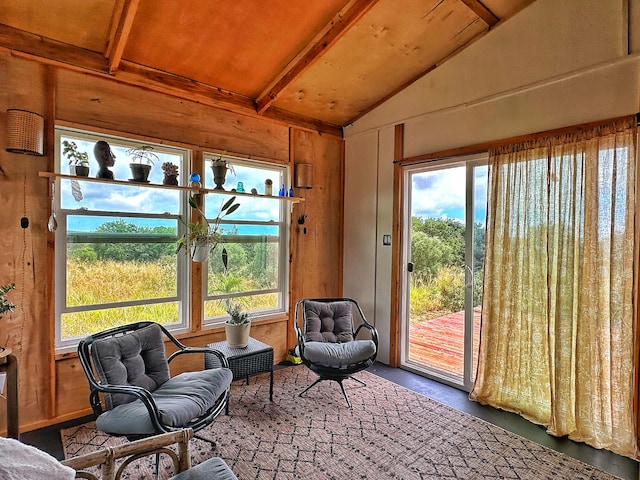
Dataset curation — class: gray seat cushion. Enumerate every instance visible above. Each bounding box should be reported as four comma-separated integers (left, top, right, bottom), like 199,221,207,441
303,340,376,368
96,368,233,435
171,457,238,480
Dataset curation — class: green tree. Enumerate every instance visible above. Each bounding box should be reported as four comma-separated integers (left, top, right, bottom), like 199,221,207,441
93,220,175,262
411,231,456,280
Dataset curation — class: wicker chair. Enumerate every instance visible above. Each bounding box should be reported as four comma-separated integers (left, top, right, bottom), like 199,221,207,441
77,321,232,443
61,428,238,480
294,298,379,407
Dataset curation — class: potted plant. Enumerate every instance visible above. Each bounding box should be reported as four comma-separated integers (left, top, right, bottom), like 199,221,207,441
0,282,15,357
211,156,236,190
0,283,15,319
127,145,159,183
62,140,90,176
161,161,179,185
224,302,251,348
176,194,240,262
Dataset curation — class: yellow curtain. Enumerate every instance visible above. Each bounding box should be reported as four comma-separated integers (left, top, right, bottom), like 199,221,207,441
470,117,638,458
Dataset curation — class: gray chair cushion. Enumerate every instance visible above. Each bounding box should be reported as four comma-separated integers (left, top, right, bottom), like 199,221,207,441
96,368,233,435
304,300,354,343
171,457,238,480
91,323,171,409
303,340,376,368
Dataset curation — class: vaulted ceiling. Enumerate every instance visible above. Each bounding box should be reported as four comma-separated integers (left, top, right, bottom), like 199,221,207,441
0,0,534,136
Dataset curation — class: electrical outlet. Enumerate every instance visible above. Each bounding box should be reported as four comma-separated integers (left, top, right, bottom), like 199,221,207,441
0,373,6,395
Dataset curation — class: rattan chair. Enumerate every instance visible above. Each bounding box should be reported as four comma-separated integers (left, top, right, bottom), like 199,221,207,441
77,321,232,443
294,298,379,407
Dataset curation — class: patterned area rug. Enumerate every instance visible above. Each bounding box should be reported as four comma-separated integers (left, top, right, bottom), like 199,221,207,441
61,366,622,479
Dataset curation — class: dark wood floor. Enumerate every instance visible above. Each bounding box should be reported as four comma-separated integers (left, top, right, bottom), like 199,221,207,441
19,362,639,480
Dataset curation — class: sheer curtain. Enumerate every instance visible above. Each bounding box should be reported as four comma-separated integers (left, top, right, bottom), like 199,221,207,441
470,117,638,458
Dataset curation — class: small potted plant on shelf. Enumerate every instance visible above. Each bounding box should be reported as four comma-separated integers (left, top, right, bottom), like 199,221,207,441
127,145,159,183
62,140,90,176
211,156,236,191
161,161,179,185
176,194,240,262
224,302,251,348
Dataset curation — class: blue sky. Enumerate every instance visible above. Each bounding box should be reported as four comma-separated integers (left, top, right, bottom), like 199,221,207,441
410,165,487,224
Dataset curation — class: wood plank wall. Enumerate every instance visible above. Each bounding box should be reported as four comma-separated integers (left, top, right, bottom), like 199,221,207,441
0,51,344,433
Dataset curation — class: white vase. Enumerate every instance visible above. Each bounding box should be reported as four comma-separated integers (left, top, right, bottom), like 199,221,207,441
191,243,210,262
225,322,251,348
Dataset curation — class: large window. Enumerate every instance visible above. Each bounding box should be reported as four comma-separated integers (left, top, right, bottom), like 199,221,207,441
54,128,189,350
201,154,289,323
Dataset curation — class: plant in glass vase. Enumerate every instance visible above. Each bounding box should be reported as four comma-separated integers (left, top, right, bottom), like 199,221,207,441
176,194,240,262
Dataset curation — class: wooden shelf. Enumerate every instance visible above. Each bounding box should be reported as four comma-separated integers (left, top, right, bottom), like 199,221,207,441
38,172,305,203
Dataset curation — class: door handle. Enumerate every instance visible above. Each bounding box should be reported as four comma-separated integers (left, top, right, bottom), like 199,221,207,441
464,264,473,289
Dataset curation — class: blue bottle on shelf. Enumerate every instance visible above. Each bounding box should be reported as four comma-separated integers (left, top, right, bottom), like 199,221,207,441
279,184,285,196
289,186,294,197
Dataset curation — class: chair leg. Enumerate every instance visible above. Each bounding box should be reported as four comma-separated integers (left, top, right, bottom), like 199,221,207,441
299,377,323,397
154,452,160,480
350,376,366,387
337,380,352,408
194,433,217,450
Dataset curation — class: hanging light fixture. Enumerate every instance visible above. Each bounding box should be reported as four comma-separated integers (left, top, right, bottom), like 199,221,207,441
6,109,44,155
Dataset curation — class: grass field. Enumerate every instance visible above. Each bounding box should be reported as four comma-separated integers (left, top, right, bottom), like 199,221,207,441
62,259,277,339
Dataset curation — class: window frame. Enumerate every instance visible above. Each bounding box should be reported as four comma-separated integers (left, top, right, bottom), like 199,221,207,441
200,153,290,325
54,127,191,351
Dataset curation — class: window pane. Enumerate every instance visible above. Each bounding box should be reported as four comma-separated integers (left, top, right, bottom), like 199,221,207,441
61,303,180,339
202,154,287,323
67,251,177,306
56,127,187,347
204,294,280,318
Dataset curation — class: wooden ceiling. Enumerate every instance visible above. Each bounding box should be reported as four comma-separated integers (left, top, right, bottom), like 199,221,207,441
0,0,534,136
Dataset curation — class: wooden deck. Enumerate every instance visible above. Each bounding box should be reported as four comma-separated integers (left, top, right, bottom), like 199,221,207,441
408,307,481,379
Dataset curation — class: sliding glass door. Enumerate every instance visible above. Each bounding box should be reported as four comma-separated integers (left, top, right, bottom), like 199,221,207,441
400,156,487,390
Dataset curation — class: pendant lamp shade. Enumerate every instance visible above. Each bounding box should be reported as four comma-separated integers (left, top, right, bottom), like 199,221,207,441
6,109,45,155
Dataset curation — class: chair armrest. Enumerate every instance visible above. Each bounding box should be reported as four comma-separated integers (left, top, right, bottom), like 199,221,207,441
355,323,379,346
91,383,167,433
62,428,193,479
168,346,230,369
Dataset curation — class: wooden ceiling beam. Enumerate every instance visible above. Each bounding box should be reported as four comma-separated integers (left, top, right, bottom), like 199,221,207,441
106,0,140,74
0,24,342,137
0,24,108,72
255,0,380,114
459,0,499,27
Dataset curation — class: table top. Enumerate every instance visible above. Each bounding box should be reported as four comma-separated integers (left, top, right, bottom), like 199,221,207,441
207,337,273,360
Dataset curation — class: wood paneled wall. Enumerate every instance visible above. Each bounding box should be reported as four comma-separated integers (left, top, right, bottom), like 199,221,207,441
0,51,344,433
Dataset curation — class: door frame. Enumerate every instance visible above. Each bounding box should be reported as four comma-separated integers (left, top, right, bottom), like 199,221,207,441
398,153,487,391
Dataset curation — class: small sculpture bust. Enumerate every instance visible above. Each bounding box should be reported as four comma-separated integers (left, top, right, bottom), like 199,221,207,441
94,140,115,179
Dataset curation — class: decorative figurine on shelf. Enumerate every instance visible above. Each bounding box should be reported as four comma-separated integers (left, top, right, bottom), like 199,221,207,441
162,162,179,186
265,179,273,195
94,140,116,179
210,156,235,190
189,172,202,188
